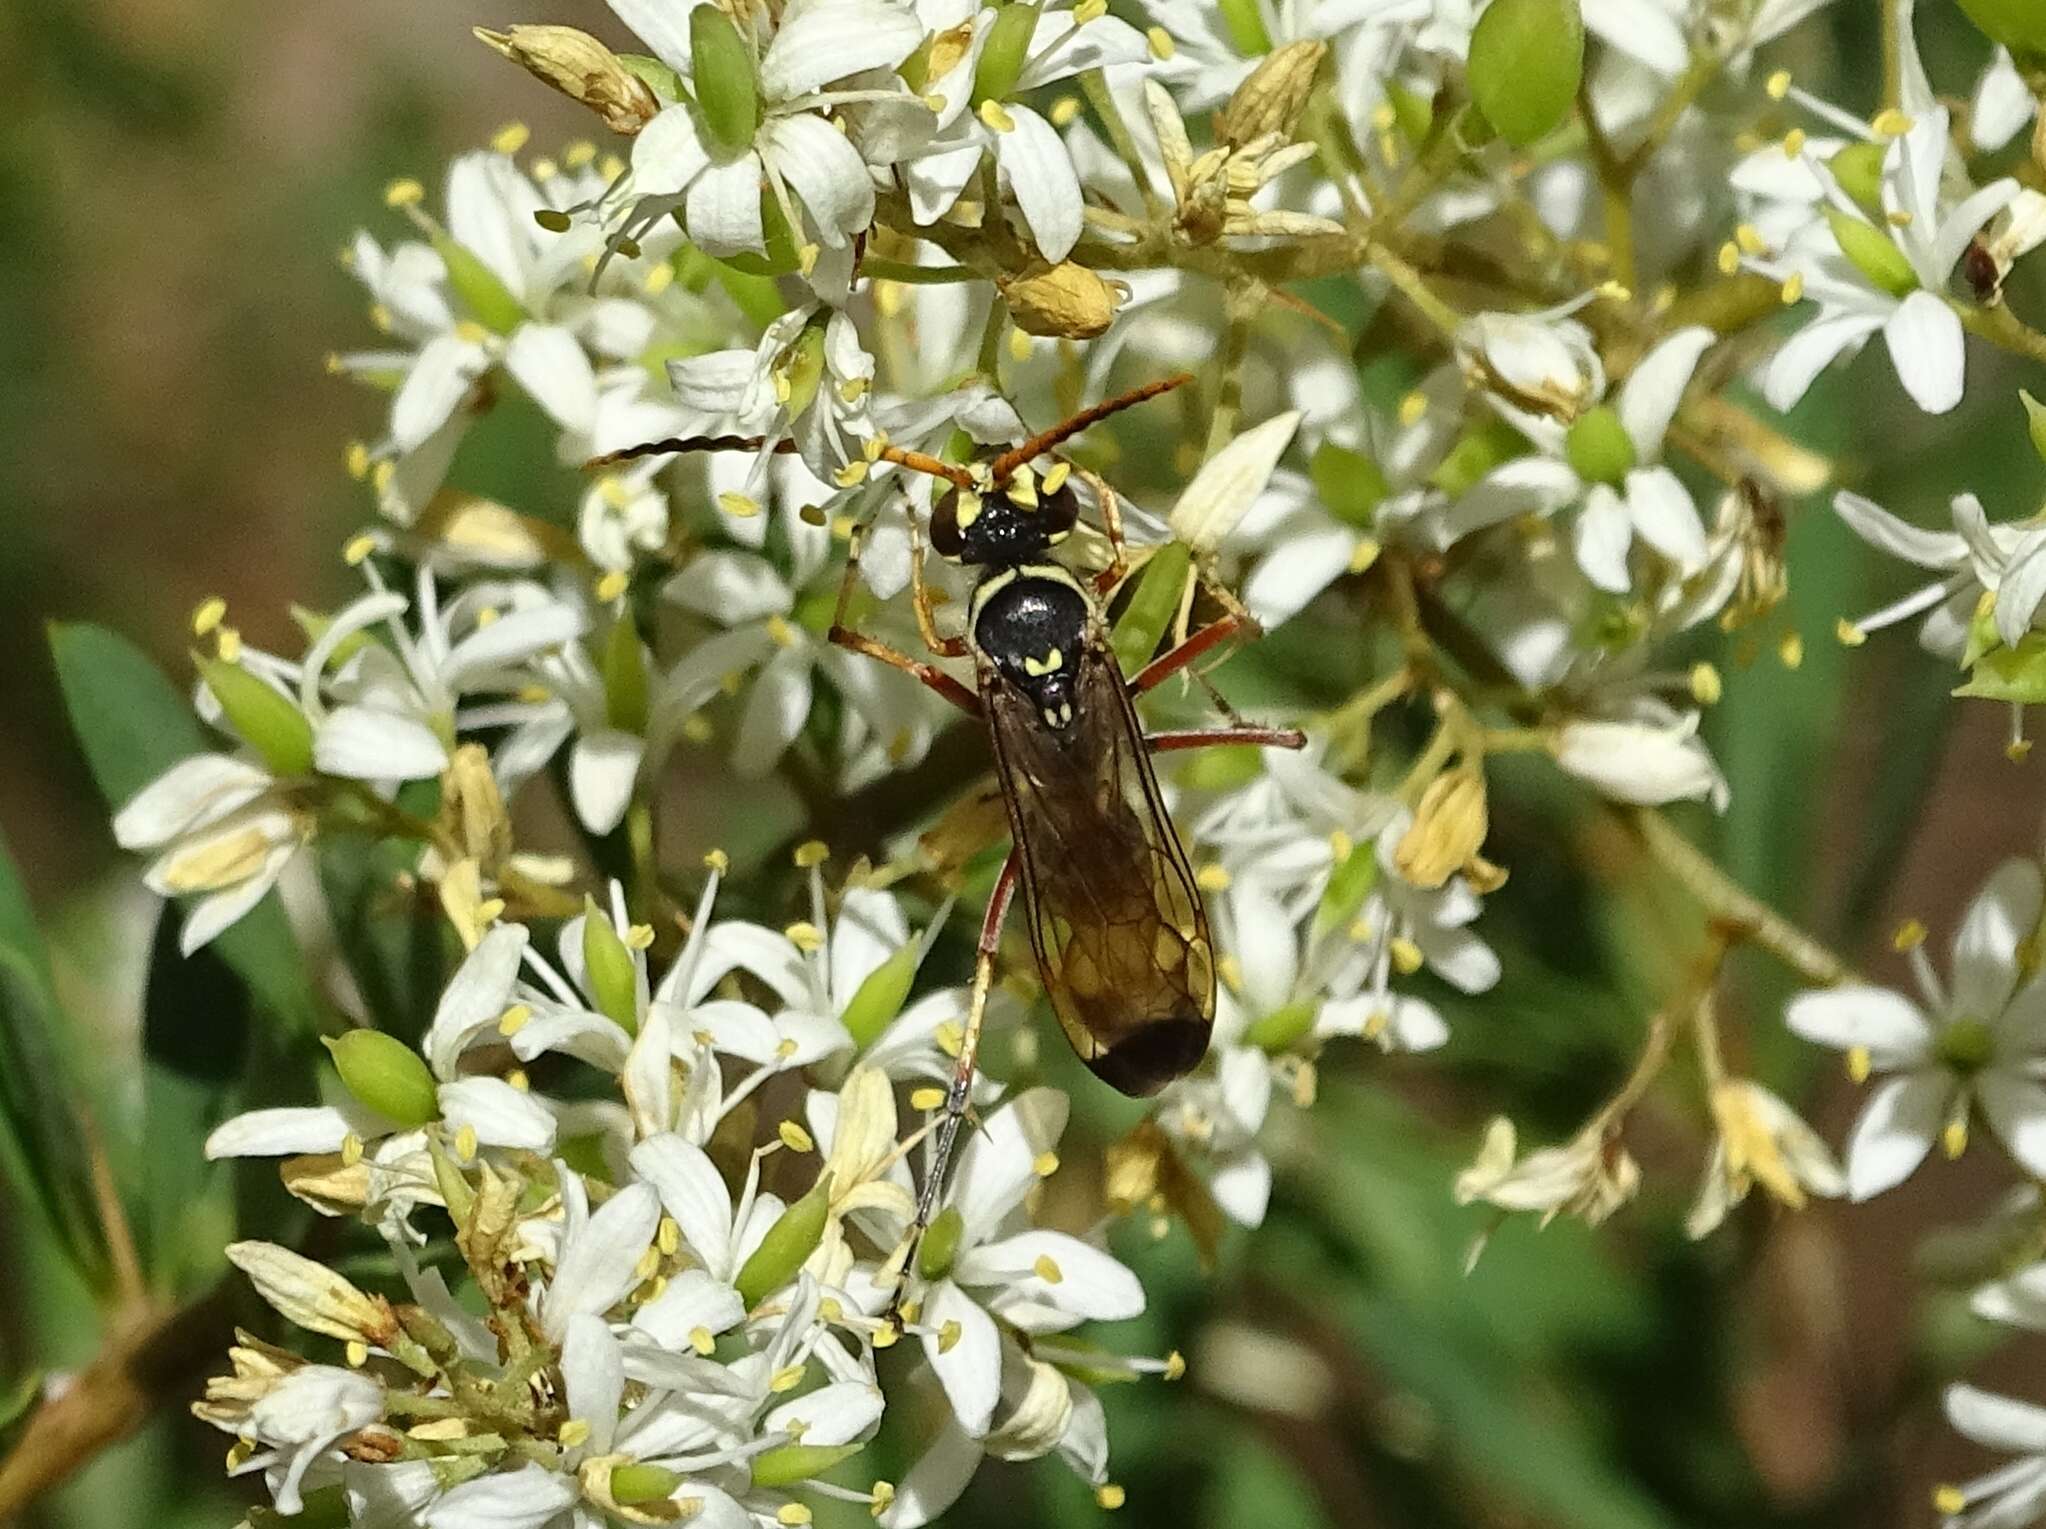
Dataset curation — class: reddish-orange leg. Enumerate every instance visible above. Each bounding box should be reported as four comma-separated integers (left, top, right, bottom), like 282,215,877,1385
827,523,981,717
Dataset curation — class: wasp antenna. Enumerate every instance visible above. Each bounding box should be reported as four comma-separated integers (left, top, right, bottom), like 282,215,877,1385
582,435,795,471
878,444,976,489
990,372,1194,480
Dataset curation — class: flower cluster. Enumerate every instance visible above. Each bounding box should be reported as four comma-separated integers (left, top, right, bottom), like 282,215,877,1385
58,0,2046,1523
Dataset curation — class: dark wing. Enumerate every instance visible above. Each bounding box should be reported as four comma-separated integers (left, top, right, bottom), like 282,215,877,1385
982,640,1214,1096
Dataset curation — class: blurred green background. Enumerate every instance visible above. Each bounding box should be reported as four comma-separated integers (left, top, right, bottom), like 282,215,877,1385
5,1,2046,1526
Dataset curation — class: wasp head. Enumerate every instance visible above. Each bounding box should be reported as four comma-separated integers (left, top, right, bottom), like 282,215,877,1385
929,460,1080,567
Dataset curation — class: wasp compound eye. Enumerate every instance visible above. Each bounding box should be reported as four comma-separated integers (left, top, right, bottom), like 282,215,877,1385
929,487,966,558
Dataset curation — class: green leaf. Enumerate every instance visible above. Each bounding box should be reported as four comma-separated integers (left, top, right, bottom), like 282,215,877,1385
1467,0,1583,148
1112,541,1192,676
0,948,113,1290
50,622,319,1033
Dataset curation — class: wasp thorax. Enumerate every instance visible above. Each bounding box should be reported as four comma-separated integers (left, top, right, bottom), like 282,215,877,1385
929,464,1080,566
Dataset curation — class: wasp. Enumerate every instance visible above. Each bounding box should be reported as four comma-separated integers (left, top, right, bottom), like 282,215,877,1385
599,375,1304,1244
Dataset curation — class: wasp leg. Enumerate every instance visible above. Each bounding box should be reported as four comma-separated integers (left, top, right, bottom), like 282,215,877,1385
885,851,1020,1316
908,510,969,659
1126,613,1259,696
1067,463,1131,598
829,522,982,717
1146,725,1307,753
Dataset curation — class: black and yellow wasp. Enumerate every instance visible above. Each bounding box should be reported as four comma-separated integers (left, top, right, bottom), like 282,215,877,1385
600,374,1303,1240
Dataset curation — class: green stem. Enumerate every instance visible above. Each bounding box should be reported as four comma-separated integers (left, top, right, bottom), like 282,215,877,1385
859,257,982,284
1081,68,1163,217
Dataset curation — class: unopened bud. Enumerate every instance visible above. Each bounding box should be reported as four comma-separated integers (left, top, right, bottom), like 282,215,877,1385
582,899,640,1034
1394,768,1489,890
734,1176,832,1306
1467,0,1584,147
998,261,1122,339
226,1241,398,1345
196,655,315,777
1216,39,1326,148
1824,208,1918,297
325,1030,438,1128
752,1442,864,1488
841,942,918,1048
474,26,661,134
917,1205,966,1280
691,6,762,153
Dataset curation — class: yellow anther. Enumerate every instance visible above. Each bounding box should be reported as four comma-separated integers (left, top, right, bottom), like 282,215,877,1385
774,1037,798,1060
1778,630,1805,669
1145,24,1175,58
656,1216,680,1258
341,1133,364,1167
832,458,872,489
1717,241,1741,275
345,441,371,480
1835,617,1867,647
530,157,559,182
1934,1486,1968,1515
1196,863,1231,892
1782,128,1807,158
192,597,228,636
1050,94,1082,126
1778,272,1805,305
910,1086,947,1112
211,625,242,661
491,121,530,155
778,1120,816,1153
371,460,396,493
1074,0,1108,20
1390,937,1424,975
474,607,501,630
595,570,630,602
937,1319,963,1353
1597,280,1632,304
872,1320,900,1349
934,1020,964,1059
343,533,379,566
1943,1116,1969,1159
345,1339,369,1367
1163,1349,1186,1380
1041,460,1072,494
1096,1484,1127,1511
644,260,675,295
634,1244,661,1280
1009,325,1033,362
818,1297,843,1323
771,1363,806,1393
1892,917,1927,951
1348,537,1382,574
455,1125,479,1162
716,491,763,520
565,139,597,167
784,920,824,952
794,839,831,868
1690,662,1722,705
704,848,731,873
977,98,1016,132
558,1418,592,1448
689,1325,716,1356
2008,737,2034,764
1766,69,1792,100
1347,917,1374,943
1033,1150,1060,1177
777,1507,812,1527
766,614,800,649
599,154,626,181
1398,391,1429,427
453,319,490,346
870,1481,897,1514
1032,1253,1064,1284
1846,1045,1871,1084
384,177,425,208
1871,108,1913,139
1732,223,1766,257
477,897,506,924
626,923,656,951
507,1069,530,1092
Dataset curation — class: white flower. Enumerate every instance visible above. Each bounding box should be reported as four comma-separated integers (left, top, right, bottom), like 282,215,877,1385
1553,699,1729,810
424,1461,581,1529
1685,1080,1844,1238
1973,49,2039,154
596,0,925,271
1833,489,2046,659
1750,108,2016,416
112,753,310,953
900,1,1148,261
1787,860,2046,1199
1938,1384,2046,1529
541,1167,663,1342
1455,1115,1641,1228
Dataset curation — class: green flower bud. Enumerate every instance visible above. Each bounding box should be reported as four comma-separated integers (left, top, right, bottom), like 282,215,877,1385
1311,442,1389,529
1311,836,1380,939
1217,0,1274,54
842,943,918,1049
735,1175,832,1307
195,655,314,776
325,1031,437,1128
429,232,524,335
971,3,1039,107
1244,999,1318,1053
1957,0,2046,59
1111,540,1192,676
750,1443,864,1489
1825,207,1917,297
1828,142,1886,217
917,1204,966,1280
602,612,650,734
2021,390,2046,465
582,898,640,1034
609,1464,686,1505
690,6,760,153
1467,0,1584,148
1563,404,1637,486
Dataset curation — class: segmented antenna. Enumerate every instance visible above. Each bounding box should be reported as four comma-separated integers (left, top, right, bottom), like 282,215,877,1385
989,372,1194,480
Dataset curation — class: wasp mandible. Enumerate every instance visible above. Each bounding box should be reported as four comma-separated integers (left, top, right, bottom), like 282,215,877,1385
599,374,1306,1252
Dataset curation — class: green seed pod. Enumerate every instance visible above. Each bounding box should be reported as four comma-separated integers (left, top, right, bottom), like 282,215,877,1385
971,3,1041,107
1310,442,1390,529
1311,835,1381,940
325,1031,438,1128
841,943,918,1049
734,1176,832,1306
1957,0,2046,60
195,655,315,777
1244,999,1318,1053
1828,142,1886,217
1111,540,1192,677
602,611,650,734
917,1204,966,1280
690,6,761,153
608,1464,686,1505
750,1443,865,1489
1824,207,1917,298
581,898,640,1034
780,322,829,423
1563,404,1638,486
429,232,525,335
1467,0,1584,148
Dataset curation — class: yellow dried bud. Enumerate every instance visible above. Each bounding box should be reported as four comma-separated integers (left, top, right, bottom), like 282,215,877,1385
474,25,661,135
439,743,512,867
1216,39,1327,148
1394,767,1489,890
997,261,1122,339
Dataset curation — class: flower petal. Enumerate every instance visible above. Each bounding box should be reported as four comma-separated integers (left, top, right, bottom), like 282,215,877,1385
1882,289,1965,415
1947,1382,2046,1453
996,105,1083,262
922,1279,1002,1436
759,0,924,100
1954,860,2043,1022
315,706,449,781
1616,326,1713,457
1844,1072,1945,1200
761,111,875,247
1832,489,1970,569
1784,984,1932,1063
